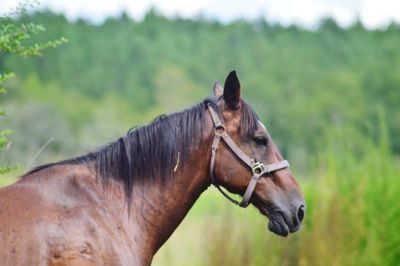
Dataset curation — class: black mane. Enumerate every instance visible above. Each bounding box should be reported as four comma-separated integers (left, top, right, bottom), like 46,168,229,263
26,98,259,201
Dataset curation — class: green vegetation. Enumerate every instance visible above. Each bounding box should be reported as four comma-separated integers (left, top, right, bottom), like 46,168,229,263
0,12,399,168
0,9,399,266
0,3,66,173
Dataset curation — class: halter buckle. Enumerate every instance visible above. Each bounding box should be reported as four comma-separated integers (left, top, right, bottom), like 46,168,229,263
252,162,265,175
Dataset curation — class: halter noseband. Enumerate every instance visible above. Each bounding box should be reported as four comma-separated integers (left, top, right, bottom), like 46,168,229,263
208,104,290,208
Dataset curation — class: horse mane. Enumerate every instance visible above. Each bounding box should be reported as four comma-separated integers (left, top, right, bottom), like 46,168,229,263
25,97,259,201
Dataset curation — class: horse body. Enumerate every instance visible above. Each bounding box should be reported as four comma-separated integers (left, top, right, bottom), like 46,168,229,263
0,71,305,265
0,134,212,265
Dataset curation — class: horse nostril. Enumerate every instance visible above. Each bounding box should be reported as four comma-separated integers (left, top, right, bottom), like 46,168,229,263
297,205,305,223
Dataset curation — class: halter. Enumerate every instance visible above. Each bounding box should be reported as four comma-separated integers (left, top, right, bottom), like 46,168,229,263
208,104,290,208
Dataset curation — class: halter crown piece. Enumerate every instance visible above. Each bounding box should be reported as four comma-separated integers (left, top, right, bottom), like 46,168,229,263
207,104,290,208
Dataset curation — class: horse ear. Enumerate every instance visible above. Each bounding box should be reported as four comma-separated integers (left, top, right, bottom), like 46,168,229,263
213,81,223,98
223,70,241,110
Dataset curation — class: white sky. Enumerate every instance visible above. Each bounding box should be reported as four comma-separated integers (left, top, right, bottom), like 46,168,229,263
1,0,400,29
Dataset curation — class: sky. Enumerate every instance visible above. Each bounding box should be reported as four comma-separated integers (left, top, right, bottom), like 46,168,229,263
1,0,400,29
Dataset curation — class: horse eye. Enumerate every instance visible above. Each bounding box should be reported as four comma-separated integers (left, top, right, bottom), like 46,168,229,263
253,136,268,146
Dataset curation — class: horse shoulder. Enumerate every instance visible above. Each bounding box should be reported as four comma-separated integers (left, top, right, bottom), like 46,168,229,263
0,165,137,265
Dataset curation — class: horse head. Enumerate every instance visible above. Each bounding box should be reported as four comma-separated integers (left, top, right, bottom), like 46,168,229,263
209,71,305,236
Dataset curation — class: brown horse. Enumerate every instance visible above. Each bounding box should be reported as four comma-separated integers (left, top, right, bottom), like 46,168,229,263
0,71,305,265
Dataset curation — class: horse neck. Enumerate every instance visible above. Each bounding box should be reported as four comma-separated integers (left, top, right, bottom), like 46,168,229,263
129,117,214,257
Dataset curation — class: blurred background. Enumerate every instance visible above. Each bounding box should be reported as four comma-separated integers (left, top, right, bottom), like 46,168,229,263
0,0,399,265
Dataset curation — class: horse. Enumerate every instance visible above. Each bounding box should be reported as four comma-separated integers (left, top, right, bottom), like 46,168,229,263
0,71,305,265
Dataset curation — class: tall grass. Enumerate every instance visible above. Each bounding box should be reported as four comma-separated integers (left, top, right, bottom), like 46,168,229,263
154,119,400,265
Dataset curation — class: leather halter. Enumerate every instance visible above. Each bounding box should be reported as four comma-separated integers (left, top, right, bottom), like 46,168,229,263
208,104,290,208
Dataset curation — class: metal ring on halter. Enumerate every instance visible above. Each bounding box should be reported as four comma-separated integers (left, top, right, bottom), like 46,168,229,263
214,125,225,135
251,162,265,175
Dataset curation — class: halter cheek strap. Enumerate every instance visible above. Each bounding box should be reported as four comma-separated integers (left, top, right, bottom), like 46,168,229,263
208,104,290,208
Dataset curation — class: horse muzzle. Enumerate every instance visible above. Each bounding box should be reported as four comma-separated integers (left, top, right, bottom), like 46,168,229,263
264,201,306,237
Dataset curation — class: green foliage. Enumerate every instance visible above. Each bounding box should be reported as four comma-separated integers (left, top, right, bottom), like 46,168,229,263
0,21,67,57
0,3,66,174
0,128,12,174
1,11,399,165
0,71,14,174
0,1,67,57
